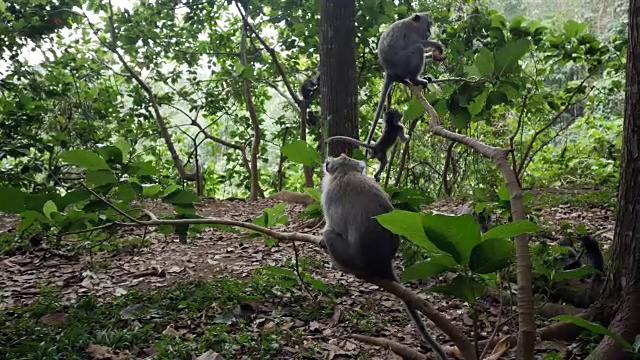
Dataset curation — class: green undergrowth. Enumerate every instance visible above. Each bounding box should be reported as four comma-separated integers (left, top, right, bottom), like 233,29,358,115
0,273,354,360
527,188,617,211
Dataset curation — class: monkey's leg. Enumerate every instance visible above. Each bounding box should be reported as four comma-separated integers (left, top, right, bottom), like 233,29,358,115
322,228,366,277
373,153,387,182
404,304,448,360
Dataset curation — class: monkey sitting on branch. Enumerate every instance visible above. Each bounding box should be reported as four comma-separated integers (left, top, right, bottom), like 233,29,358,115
326,108,409,182
366,12,446,147
320,154,448,360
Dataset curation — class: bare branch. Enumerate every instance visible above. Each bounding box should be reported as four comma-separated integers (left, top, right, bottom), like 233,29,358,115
517,75,594,173
407,84,535,360
234,3,302,106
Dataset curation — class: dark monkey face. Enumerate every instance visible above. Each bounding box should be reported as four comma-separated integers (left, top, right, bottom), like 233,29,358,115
410,12,433,39
385,108,403,125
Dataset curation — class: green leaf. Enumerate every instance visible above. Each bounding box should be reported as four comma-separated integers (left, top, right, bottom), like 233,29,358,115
551,316,632,350
130,161,157,176
401,260,449,282
482,220,542,241
375,210,439,252
96,145,123,164
0,186,26,214
403,97,425,122
18,211,50,233
59,189,91,210
494,38,531,75
468,89,490,116
115,138,131,159
303,187,321,201
116,184,137,203
259,266,297,279
43,200,58,221
469,238,514,274
282,140,322,167
60,150,110,170
475,48,494,77
429,275,487,303
163,189,200,205
422,214,482,265
553,266,597,281
142,184,162,198
563,20,588,38
163,184,180,197
86,170,118,186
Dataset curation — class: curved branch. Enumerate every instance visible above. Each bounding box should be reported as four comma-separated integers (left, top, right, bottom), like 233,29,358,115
407,84,536,360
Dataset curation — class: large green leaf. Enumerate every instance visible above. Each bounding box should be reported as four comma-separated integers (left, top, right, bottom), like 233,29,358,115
114,138,131,160
142,184,163,198
475,48,494,77
375,210,438,252
282,140,322,167
469,237,514,274
494,38,531,75
86,170,118,186
60,150,110,170
401,259,449,282
422,213,481,265
97,145,124,164
403,97,425,122
43,200,58,221
0,186,26,214
429,275,487,303
482,220,542,241
163,189,200,205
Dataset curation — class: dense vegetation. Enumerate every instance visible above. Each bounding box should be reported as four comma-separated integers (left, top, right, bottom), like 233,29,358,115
0,0,635,359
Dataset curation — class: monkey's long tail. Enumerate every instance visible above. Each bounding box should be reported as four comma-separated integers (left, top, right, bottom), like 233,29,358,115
326,136,375,151
365,75,393,146
404,304,448,360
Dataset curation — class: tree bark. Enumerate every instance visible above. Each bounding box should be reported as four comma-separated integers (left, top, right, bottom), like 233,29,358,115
319,0,358,157
240,21,263,201
586,1,640,359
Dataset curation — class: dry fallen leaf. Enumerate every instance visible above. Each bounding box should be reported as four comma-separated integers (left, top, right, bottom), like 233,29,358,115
194,350,225,360
486,336,511,360
38,312,68,326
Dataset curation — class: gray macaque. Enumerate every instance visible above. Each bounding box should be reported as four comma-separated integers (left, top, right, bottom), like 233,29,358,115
320,154,447,360
326,108,409,182
365,12,446,146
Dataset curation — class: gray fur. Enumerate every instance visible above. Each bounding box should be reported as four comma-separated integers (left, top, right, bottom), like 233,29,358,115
320,154,447,360
366,12,445,146
327,108,409,182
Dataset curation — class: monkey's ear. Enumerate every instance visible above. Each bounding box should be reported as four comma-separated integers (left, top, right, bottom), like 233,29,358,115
324,157,333,173
411,13,421,21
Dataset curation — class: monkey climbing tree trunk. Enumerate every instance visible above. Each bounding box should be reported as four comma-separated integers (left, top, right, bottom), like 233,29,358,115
586,1,640,358
319,0,358,157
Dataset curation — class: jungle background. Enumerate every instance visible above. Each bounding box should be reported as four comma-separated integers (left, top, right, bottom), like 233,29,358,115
0,0,636,359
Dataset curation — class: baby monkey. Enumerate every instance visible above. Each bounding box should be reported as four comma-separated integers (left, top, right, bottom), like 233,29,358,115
326,108,409,182
321,154,448,360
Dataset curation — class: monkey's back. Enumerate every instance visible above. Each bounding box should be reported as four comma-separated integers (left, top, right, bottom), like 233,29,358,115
377,15,430,70
322,172,400,279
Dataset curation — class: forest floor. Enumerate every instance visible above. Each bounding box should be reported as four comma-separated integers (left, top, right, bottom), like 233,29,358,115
0,190,616,360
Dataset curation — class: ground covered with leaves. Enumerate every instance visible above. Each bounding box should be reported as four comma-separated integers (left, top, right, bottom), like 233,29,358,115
0,191,615,360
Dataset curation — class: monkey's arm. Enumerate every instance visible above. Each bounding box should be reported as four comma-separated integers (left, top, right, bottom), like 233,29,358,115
326,136,376,150
397,127,410,142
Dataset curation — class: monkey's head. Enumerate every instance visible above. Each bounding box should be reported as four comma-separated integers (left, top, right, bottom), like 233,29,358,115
324,154,366,176
384,108,403,125
409,12,434,39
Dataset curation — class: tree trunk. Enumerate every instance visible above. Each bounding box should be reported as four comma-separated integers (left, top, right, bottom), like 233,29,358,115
240,21,263,201
319,0,358,157
586,1,640,358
